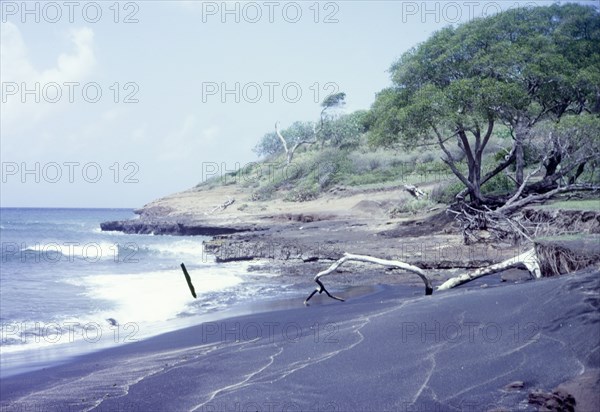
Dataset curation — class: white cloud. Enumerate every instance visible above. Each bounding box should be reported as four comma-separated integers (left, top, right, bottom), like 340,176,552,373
0,23,96,133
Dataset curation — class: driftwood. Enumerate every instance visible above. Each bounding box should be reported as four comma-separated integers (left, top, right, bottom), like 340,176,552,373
403,184,426,199
206,198,235,215
180,263,197,298
304,253,433,305
305,249,542,304
437,248,540,290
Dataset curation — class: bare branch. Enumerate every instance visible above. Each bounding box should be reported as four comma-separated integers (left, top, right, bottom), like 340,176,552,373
432,124,473,191
275,121,316,164
304,253,433,305
497,184,600,215
480,145,516,186
504,163,544,208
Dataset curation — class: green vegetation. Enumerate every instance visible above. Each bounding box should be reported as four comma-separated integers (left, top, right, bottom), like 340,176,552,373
369,3,600,204
535,199,600,211
200,4,600,211
389,198,437,217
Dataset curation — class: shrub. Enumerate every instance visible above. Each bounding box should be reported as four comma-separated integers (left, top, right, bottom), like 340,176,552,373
283,186,318,202
389,198,435,217
481,173,513,195
251,183,276,201
430,180,464,204
418,152,436,164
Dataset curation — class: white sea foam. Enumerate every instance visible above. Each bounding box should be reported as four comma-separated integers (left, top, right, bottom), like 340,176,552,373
1,268,245,357
81,268,243,323
20,242,119,261
145,238,205,258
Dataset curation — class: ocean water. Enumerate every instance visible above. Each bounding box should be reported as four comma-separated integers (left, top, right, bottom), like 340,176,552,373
0,208,283,376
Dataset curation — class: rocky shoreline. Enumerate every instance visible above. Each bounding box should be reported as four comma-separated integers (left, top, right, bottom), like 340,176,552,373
100,186,600,291
99,217,258,236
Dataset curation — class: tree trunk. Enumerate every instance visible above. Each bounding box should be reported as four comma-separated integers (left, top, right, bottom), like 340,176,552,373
437,248,540,290
515,138,525,186
544,153,561,177
568,162,586,185
513,121,529,186
469,161,483,205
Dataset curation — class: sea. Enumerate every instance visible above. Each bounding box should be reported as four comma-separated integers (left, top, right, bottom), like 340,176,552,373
0,208,288,377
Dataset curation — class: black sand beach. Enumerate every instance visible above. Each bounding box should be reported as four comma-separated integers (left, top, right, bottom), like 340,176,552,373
1,268,598,411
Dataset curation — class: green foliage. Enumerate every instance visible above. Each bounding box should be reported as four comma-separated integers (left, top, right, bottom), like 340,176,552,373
253,121,316,158
389,198,436,217
368,3,600,202
321,92,346,110
239,5,600,205
283,186,319,202
250,182,277,201
481,173,513,196
430,180,464,204
530,113,600,183
253,131,282,158
319,111,366,149
537,199,600,211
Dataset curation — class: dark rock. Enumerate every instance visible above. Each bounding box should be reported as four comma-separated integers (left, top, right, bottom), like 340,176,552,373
528,389,576,412
100,219,256,236
504,380,525,391
379,211,455,237
501,269,533,283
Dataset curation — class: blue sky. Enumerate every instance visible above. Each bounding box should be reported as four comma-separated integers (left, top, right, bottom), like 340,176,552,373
1,0,597,207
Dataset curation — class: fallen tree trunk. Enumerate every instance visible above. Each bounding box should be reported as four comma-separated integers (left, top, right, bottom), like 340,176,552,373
304,253,433,305
305,249,542,304
437,248,541,291
206,198,235,215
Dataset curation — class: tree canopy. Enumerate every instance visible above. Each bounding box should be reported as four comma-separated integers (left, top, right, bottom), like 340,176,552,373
369,3,600,204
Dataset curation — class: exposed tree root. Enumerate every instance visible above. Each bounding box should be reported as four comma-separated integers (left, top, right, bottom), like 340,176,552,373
449,185,600,245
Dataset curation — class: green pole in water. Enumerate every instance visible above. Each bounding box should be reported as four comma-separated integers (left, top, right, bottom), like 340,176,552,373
180,263,197,298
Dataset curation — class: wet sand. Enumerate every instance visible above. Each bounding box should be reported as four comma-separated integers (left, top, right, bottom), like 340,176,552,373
1,268,598,411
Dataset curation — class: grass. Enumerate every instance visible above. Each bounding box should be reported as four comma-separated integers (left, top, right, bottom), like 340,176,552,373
535,233,594,241
194,129,513,205
535,199,600,211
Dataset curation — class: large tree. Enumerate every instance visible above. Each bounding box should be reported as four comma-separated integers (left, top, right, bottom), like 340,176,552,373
369,3,600,204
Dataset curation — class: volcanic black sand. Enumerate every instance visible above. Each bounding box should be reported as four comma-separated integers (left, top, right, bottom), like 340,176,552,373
1,267,598,411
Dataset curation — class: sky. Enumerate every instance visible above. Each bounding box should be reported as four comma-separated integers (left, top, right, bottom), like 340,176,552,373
1,0,597,208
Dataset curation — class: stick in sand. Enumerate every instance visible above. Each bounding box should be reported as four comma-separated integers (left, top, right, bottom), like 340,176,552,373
180,263,197,298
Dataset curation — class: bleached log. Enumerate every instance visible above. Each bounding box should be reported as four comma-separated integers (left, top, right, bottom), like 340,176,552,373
206,198,235,215
403,184,426,199
304,253,432,305
437,248,541,291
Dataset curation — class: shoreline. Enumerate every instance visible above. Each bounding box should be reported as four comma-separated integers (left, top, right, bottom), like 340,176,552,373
2,269,598,411
0,283,384,380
